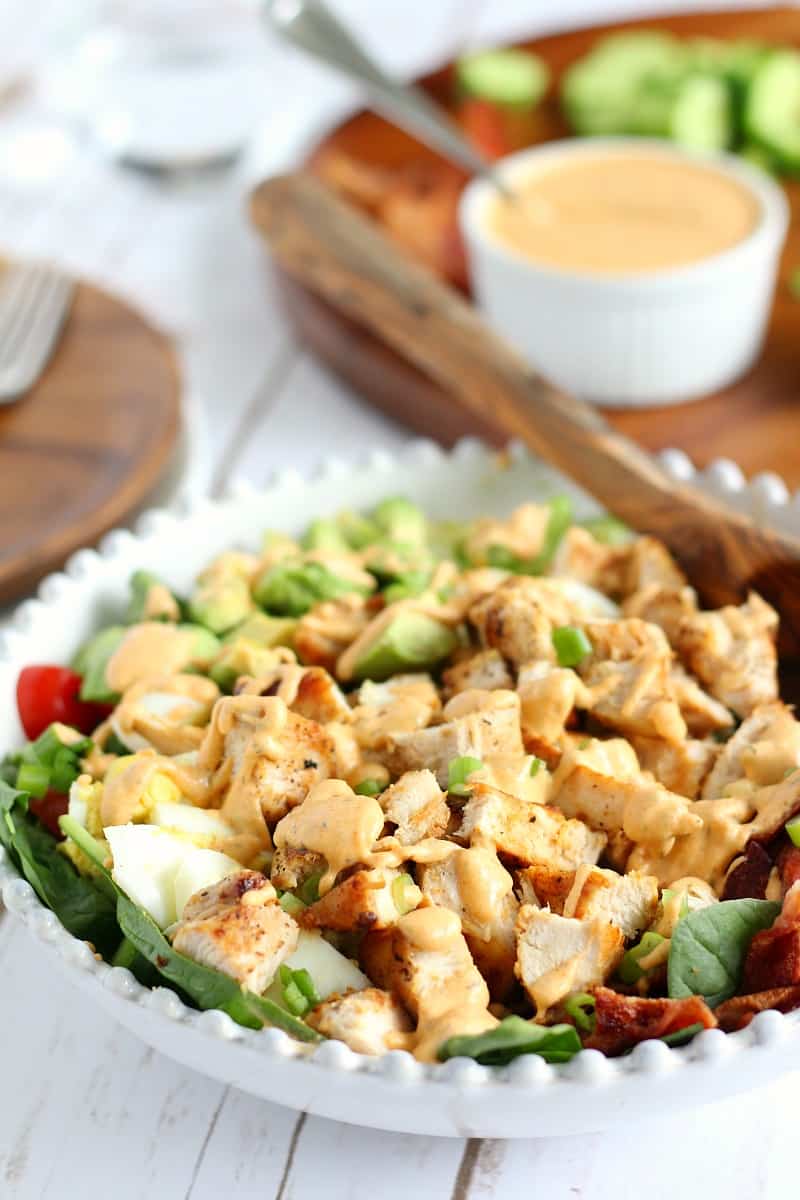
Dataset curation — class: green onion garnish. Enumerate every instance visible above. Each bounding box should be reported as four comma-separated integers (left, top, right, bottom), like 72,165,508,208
291,968,321,1008
16,762,50,798
552,625,592,668
786,817,800,849
392,873,418,915
295,871,323,907
279,892,306,917
447,756,484,796
354,779,383,797
563,991,596,1033
279,964,320,1016
529,757,545,778
618,931,666,984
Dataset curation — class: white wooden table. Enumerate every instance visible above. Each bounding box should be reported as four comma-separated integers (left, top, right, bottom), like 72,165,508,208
0,2,794,1195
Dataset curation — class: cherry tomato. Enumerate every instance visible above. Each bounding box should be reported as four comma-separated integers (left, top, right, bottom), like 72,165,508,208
28,790,70,840
16,665,110,740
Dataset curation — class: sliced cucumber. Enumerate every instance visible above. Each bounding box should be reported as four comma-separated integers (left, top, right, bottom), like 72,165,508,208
746,49,800,171
670,74,734,151
456,49,549,110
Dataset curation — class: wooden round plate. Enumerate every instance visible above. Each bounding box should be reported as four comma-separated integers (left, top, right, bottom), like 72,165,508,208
257,5,800,488
0,274,180,604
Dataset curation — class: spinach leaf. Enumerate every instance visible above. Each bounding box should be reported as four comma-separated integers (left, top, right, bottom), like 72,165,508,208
0,781,119,957
660,1022,705,1048
438,1016,582,1066
60,815,321,1043
668,898,780,1008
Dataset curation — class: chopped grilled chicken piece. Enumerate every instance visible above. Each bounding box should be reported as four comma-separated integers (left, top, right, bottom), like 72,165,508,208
668,665,733,737
381,770,449,845
385,689,524,787
305,987,413,1055
562,865,659,940
209,695,337,827
418,847,519,999
468,577,575,667
622,583,698,645
299,866,414,932
442,649,512,699
238,664,351,724
350,674,441,754
632,735,719,799
516,863,576,911
577,618,687,743
360,909,489,1020
624,537,688,595
270,846,325,891
702,702,800,800
678,593,778,718
553,735,641,786
464,503,550,566
629,771,800,891
172,870,298,994
293,595,372,673
553,762,701,853
515,905,624,1017
549,526,630,595
516,662,588,759
458,782,606,869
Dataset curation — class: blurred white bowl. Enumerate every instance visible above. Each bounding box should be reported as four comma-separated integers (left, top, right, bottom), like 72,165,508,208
459,138,789,408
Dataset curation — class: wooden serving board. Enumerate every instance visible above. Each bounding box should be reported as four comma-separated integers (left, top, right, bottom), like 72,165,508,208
0,274,181,603
261,6,800,488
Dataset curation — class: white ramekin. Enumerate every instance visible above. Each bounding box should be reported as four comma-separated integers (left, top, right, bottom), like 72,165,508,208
459,138,790,408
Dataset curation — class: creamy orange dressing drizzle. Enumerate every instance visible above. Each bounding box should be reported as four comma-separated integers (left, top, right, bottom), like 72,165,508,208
454,845,513,931
488,153,760,274
274,779,384,894
142,583,181,622
112,674,219,757
105,623,199,694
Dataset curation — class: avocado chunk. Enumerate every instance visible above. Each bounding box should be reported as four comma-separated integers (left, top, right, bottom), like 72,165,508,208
336,510,381,550
372,497,428,546
75,626,128,702
77,623,220,703
253,560,373,617
223,612,296,649
301,518,350,554
210,639,288,692
126,570,181,623
188,554,255,635
351,611,457,682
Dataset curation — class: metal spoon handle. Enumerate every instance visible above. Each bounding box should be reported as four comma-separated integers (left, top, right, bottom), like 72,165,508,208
265,0,511,194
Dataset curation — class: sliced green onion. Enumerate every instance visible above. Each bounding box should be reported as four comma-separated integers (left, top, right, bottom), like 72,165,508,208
552,625,592,668
292,968,321,1008
530,495,573,573
447,756,484,796
486,544,523,571
279,964,310,1016
279,892,307,917
50,747,81,795
16,762,50,798
354,779,383,797
618,931,666,984
581,515,632,546
392,873,419,916
563,991,596,1033
529,756,545,778
786,817,800,848
662,889,690,920
295,871,323,907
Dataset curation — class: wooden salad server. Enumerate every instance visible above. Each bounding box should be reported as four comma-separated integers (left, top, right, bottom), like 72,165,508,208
252,171,800,652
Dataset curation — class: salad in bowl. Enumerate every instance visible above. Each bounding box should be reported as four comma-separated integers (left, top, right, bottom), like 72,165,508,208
4,483,800,1072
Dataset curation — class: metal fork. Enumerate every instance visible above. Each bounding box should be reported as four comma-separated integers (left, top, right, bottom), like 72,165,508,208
0,263,74,404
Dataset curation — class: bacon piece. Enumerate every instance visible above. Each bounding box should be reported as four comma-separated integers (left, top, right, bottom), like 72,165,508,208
582,986,716,1056
715,986,800,1031
722,841,773,901
777,843,800,893
742,882,800,991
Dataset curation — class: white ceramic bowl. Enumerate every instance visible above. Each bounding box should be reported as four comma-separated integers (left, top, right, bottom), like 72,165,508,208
459,139,789,409
2,440,800,1138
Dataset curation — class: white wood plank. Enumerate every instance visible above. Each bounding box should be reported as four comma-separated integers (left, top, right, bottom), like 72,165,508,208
0,924,226,1200
275,1114,467,1200
185,1090,299,1199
